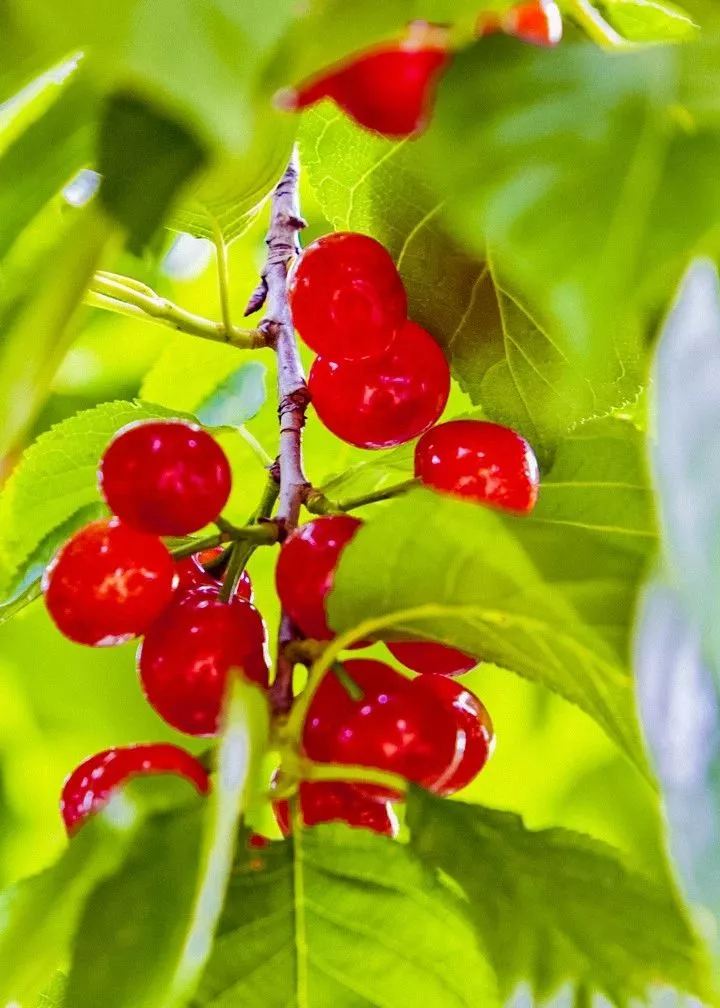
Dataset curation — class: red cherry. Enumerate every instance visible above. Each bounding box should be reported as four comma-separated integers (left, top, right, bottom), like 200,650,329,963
288,232,407,361
303,659,460,794
275,515,362,640
414,419,539,513
309,321,450,449
99,419,232,536
138,593,269,736
411,674,495,795
289,42,448,138
175,547,253,602
505,1,563,45
273,781,398,838
61,743,210,834
387,641,477,677
43,517,176,647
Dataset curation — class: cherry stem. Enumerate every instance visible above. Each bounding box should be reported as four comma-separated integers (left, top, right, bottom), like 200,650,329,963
271,760,407,800
170,532,225,560
247,146,309,717
214,517,280,545
566,0,630,47
305,477,419,515
218,539,253,604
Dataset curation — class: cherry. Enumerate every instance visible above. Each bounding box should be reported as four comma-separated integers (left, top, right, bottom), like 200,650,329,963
98,419,232,536
275,515,362,640
386,640,477,677
43,517,176,647
175,547,253,602
284,41,449,138
61,743,210,834
309,320,450,449
414,419,540,513
302,659,460,795
273,781,398,838
411,674,495,796
138,593,269,736
288,232,407,361
477,1,562,46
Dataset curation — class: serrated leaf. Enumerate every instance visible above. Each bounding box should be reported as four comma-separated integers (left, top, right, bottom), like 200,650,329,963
196,361,268,428
0,399,181,595
64,679,269,1008
300,107,638,455
596,0,697,42
419,36,720,383
406,790,712,1005
329,487,647,770
194,823,498,1007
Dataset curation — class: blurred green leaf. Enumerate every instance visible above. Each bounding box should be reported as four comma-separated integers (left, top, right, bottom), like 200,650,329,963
194,822,497,1007
407,790,712,1004
196,361,268,428
300,106,639,456
595,0,698,41
98,92,207,254
329,487,647,769
0,399,181,595
35,972,67,1007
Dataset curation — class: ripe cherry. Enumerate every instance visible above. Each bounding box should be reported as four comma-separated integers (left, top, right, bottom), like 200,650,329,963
175,547,253,602
275,515,362,640
303,659,460,795
386,640,477,677
288,232,407,361
99,419,232,536
477,0,563,46
43,517,176,647
414,419,540,513
309,320,450,449
138,593,269,736
283,41,449,138
411,674,495,795
61,743,210,834
273,781,398,838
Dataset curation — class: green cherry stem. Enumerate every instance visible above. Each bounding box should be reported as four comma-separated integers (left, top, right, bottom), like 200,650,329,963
170,532,226,561
271,760,407,799
566,0,631,47
305,477,419,515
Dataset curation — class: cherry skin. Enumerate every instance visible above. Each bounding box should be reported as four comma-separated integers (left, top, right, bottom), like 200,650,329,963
288,42,449,138
309,320,450,449
288,232,407,361
386,640,477,677
411,674,495,796
61,743,210,834
175,547,253,602
273,781,398,838
275,515,362,640
477,0,562,46
302,659,461,795
98,419,232,537
138,593,269,736
414,419,540,513
43,517,176,647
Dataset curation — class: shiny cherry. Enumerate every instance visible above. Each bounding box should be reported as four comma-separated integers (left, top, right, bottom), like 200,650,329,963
414,419,539,513
138,593,269,736
275,515,362,640
287,42,449,138
61,743,210,834
309,320,450,449
43,517,176,647
289,232,407,361
99,419,232,536
387,640,477,677
175,546,253,602
273,781,398,838
303,659,460,794
477,0,562,45
412,674,495,795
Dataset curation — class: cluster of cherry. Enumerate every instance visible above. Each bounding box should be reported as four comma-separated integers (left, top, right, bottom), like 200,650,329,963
280,1,562,140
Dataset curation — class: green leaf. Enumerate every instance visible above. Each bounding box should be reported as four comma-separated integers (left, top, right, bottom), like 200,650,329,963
419,37,720,381
0,58,97,260
194,823,498,1007
35,972,67,1007
0,203,112,460
0,399,180,596
328,486,647,770
300,107,638,455
98,92,207,253
595,0,698,41
406,789,712,1004
196,361,268,428
64,679,269,1008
